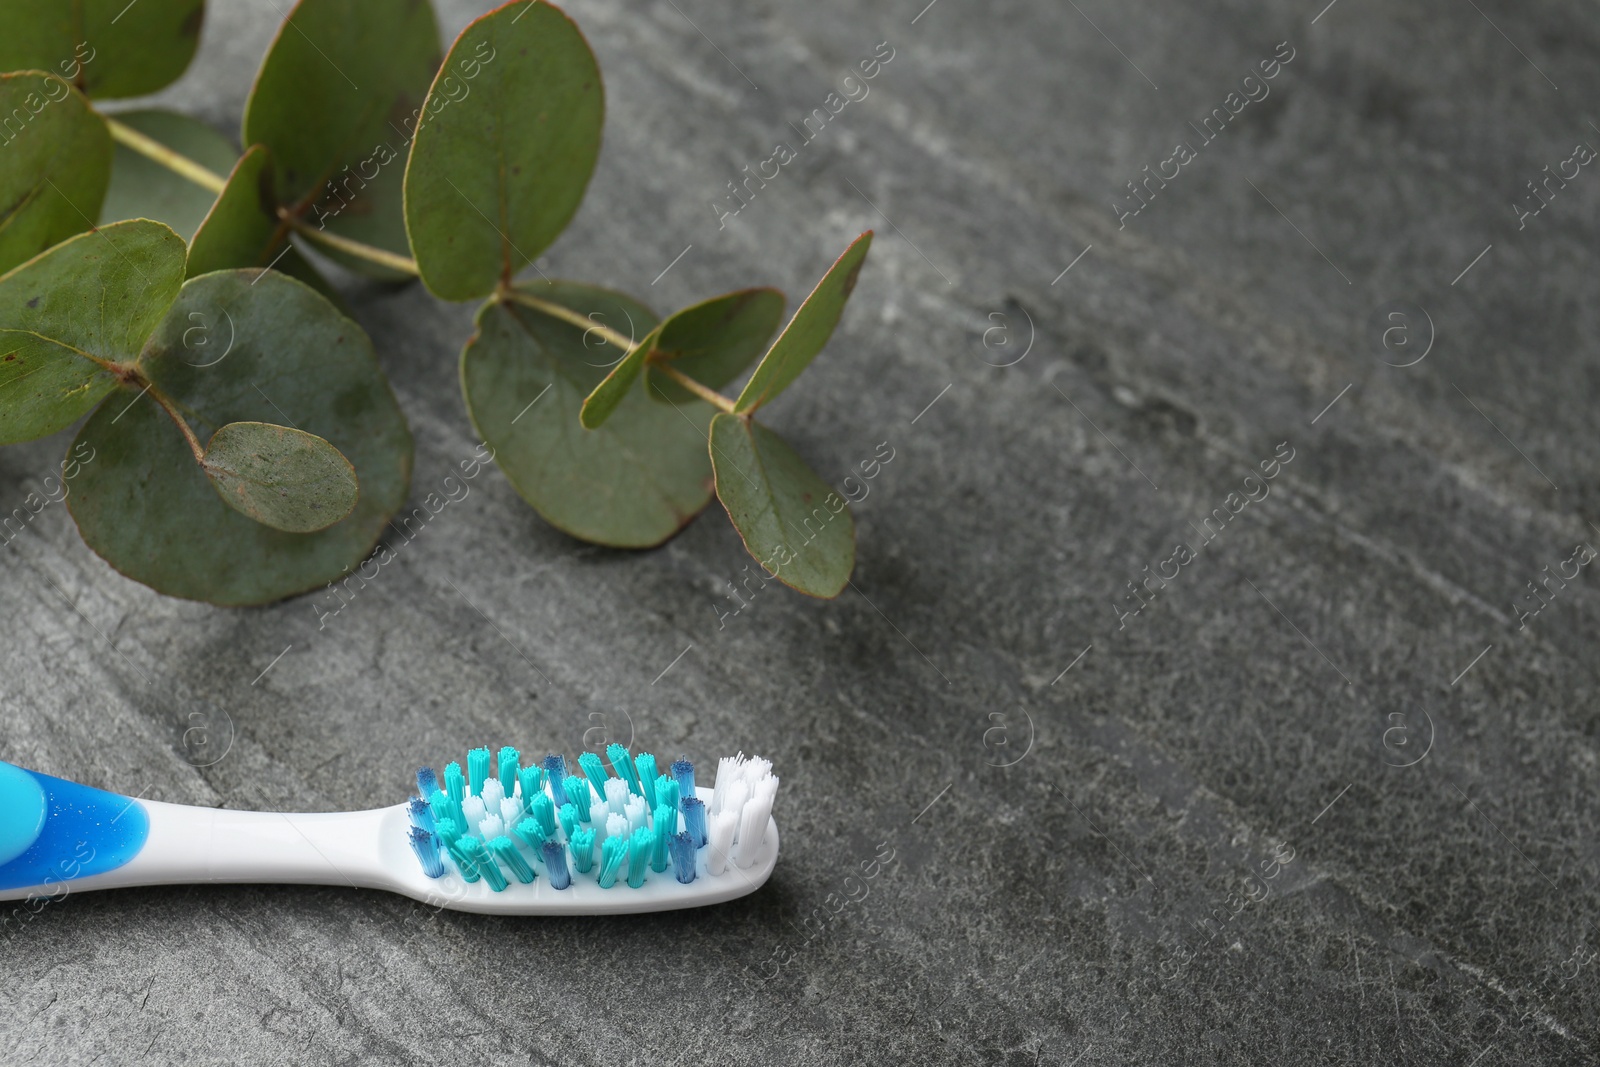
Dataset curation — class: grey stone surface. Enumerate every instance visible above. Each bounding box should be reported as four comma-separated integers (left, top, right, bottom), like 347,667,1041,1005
2,0,1599,1063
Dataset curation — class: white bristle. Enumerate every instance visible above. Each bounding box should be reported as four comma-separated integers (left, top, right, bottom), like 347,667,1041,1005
604,812,627,843
604,777,629,815
739,756,772,786
624,795,648,834
499,798,522,826
722,781,750,839
711,754,746,813
734,775,778,867
480,813,504,840
462,795,486,826
588,798,607,827
482,778,505,808
706,810,738,876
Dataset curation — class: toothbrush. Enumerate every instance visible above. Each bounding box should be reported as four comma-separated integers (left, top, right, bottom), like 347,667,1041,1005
0,746,779,915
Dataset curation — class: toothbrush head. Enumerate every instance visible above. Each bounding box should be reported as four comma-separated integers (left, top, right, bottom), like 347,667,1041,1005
392,748,780,914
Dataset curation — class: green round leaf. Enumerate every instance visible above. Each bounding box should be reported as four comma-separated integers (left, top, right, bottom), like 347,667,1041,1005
99,108,236,240
187,144,344,308
464,282,715,548
709,413,855,598
0,220,186,443
405,1,603,301
202,420,358,533
68,269,413,605
579,323,661,430
734,232,872,414
0,1,203,100
0,71,112,276
647,288,785,403
242,0,440,280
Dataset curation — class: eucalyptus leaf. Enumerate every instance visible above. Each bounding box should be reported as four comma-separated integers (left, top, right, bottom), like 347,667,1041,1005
578,324,661,430
0,0,203,100
0,71,112,275
463,282,715,547
99,108,236,239
405,0,603,300
709,413,855,598
734,232,872,414
242,0,440,279
647,288,785,403
202,420,358,533
186,144,344,308
68,269,413,605
0,220,186,443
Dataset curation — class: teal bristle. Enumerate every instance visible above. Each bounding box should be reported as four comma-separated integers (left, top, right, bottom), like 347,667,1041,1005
518,766,544,811
427,790,453,827
462,835,507,891
497,747,520,796
578,751,609,797
490,836,535,884
657,777,680,815
435,818,462,846
467,747,491,796
444,762,466,808
650,805,673,872
608,743,641,796
627,826,653,888
563,775,591,817
597,836,626,888
671,758,695,798
668,831,696,883
569,828,595,873
514,817,547,848
530,793,556,840
558,802,579,839
445,837,481,882
636,752,659,806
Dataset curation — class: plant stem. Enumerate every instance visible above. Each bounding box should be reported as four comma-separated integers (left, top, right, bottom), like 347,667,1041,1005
142,379,208,465
105,116,228,195
653,363,739,414
279,214,421,276
499,289,636,350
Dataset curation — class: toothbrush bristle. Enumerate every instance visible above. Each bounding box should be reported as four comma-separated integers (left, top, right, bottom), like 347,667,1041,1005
402,746,779,894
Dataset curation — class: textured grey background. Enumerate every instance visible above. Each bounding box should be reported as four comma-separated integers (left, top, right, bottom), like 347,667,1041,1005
3,0,1599,1063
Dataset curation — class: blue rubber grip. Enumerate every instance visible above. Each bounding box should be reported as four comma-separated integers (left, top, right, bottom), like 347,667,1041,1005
0,761,149,893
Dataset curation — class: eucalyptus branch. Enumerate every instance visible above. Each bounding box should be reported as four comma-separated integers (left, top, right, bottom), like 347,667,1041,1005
653,363,738,414
105,116,227,195
280,214,421,276
500,288,636,350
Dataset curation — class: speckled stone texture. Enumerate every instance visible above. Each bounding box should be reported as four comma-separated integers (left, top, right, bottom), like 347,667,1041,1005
2,0,1598,1063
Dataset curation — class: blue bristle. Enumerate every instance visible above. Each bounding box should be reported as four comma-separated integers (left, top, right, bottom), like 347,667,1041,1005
597,836,626,888
490,836,535,884
467,748,491,796
462,835,507,891
518,766,544,810
407,798,435,834
514,817,547,848
542,841,571,889
558,802,579,839
608,743,641,796
497,747,520,796
445,837,481,882
417,766,439,797
682,797,707,848
569,828,596,874
444,762,466,808
627,827,653,888
636,753,659,806
668,831,696,884
650,805,673,872
657,777,680,815
408,827,446,878
543,754,567,801
530,793,556,840
563,775,591,818
671,758,695,798
435,817,462,846
578,751,609,797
